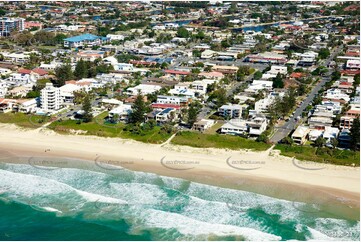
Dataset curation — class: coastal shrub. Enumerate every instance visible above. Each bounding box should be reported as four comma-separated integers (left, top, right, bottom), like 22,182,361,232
274,144,360,166
171,131,271,151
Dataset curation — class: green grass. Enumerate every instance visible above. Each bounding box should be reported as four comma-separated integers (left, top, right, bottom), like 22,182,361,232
0,112,50,128
171,131,271,151
274,144,360,166
47,112,173,144
203,122,224,134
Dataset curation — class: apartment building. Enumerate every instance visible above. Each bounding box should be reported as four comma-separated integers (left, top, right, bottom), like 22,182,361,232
218,104,242,119
41,83,62,112
0,17,25,36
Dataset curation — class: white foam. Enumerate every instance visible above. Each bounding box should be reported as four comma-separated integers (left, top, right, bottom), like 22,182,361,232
0,169,126,206
139,209,282,241
41,207,62,213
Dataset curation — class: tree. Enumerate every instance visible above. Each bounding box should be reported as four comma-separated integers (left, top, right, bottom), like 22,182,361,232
130,94,146,123
350,116,360,150
82,95,93,123
74,59,88,79
236,66,251,81
253,71,263,80
54,64,73,86
314,136,326,148
188,105,198,127
176,27,190,38
330,138,338,149
272,73,284,88
281,136,294,145
318,48,330,59
53,33,67,45
257,132,269,143
331,70,341,82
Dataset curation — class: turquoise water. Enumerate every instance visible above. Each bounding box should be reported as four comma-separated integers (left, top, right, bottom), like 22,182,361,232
0,162,359,241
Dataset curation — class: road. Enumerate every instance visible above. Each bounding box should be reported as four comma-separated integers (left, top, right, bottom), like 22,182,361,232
57,98,102,120
269,45,343,143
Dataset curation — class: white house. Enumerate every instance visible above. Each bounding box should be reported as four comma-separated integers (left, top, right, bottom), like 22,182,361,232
247,116,268,136
156,95,188,105
155,107,177,123
191,80,208,95
201,50,216,59
221,119,248,135
245,80,273,93
18,99,37,113
268,65,287,75
126,84,162,96
193,119,215,132
106,34,125,41
59,84,83,105
108,102,133,123
168,84,196,98
0,68,12,75
324,88,350,103
291,126,310,145
255,92,285,113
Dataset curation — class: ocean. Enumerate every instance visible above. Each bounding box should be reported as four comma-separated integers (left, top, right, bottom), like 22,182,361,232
0,161,359,241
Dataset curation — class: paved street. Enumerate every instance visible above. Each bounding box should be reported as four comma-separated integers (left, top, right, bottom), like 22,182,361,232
269,45,343,143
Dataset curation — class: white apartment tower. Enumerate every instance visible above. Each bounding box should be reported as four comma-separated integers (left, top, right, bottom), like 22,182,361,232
41,83,61,112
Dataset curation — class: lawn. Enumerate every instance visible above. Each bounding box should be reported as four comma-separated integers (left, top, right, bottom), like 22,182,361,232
0,112,50,129
274,144,360,166
171,131,271,151
48,112,173,144
203,121,224,134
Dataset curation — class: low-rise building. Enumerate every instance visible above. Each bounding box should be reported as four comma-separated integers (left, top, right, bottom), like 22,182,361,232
108,102,133,123
218,104,242,119
155,107,177,124
64,33,110,48
291,126,310,145
192,119,215,132
126,84,162,96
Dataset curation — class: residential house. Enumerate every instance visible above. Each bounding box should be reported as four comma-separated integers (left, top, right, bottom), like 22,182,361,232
221,119,248,135
291,126,310,145
108,102,133,123
192,119,215,132
168,83,195,98
245,80,273,93
155,107,177,124
126,84,162,96
248,116,268,136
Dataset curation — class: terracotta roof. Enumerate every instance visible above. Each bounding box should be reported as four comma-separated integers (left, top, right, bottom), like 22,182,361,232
32,68,48,76
345,51,360,57
164,70,191,75
341,70,360,76
18,69,32,74
152,103,181,110
199,71,224,77
290,72,304,78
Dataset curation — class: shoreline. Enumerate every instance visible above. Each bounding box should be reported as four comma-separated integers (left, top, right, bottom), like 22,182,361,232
0,124,359,217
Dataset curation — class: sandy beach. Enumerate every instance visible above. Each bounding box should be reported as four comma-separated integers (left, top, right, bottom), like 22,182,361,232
0,123,359,211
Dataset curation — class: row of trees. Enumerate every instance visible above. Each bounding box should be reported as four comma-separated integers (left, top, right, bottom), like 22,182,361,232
268,89,297,123
54,60,114,86
11,31,67,46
